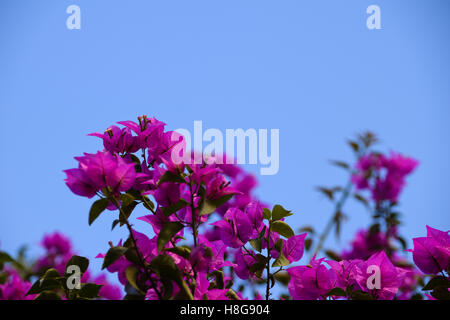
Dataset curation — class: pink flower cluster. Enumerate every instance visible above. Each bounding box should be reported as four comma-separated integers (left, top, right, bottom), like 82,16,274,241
288,249,427,300
35,232,123,300
351,152,418,203
62,116,312,300
0,269,35,300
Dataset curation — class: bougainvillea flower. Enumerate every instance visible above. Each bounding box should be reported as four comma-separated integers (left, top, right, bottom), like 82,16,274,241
63,167,98,198
89,125,138,154
159,131,187,174
148,181,181,207
0,270,36,300
190,164,221,186
282,233,307,263
205,174,241,201
34,232,75,274
118,116,166,151
215,166,262,216
287,256,337,300
354,251,407,300
194,272,228,300
138,208,179,235
196,236,235,272
407,226,450,274
41,232,72,255
244,201,264,237
211,208,253,248
189,244,213,273
326,259,363,290
92,274,123,300
64,151,137,197
234,249,259,280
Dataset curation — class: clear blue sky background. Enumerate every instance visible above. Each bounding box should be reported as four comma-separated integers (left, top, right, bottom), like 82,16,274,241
1,0,449,280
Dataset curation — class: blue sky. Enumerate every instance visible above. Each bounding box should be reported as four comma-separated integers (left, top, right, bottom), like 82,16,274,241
1,0,449,278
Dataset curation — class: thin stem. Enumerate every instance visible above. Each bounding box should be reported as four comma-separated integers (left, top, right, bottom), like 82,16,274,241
188,179,198,247
273,267,283,275
265,222,272,301
110,196,163,300
311,179,353,261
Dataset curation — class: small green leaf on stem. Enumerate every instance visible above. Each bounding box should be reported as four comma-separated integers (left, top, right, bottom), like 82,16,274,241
271,221,295,238
89,198,109,225
157,222,184,252
102,247,128,270
271,205,293,221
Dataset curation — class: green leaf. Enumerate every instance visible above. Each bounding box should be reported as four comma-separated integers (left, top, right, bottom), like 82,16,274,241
249,239,262,253
304,238,313,251
199,194,234,216
410,293,423,300
125,266,144,294
325,250,341,261
368,223,381,235
274,239,283,252
0,251,14,270
35,291,61,300
212,270,225,289
359,131,378,148
120,201,139,226
226,289,240,300
334,211,346,237
157,278,173,300
142,196,155,211
272,252,290,267
123,293,146,300
123,247,140,265
79,283,103,299
316,187,335,200
157,171,186,186
89,198,109,225
271,221,295,238
162,199,188,216
249,261,266,278
330,160,350,170
43,268,61,279
65,255,89,275
0,251,14,264
422,276,450,291
351,290,373,300
150,255,193,300
396,236,408,250
120,193,135,207
111,219,120,230
326,287,347,297
102,247,128,270
274,272,290,286
348,140,359,153
353,193,369,208
298,226,315,234
166,246,191,260
263,208,271,220
271,205,293,221
28,278,63,295
430,287,450,300
157,222,184,252
129,154,142,166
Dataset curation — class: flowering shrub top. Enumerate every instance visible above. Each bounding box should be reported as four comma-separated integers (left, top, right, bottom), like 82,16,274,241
0,117,448,300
